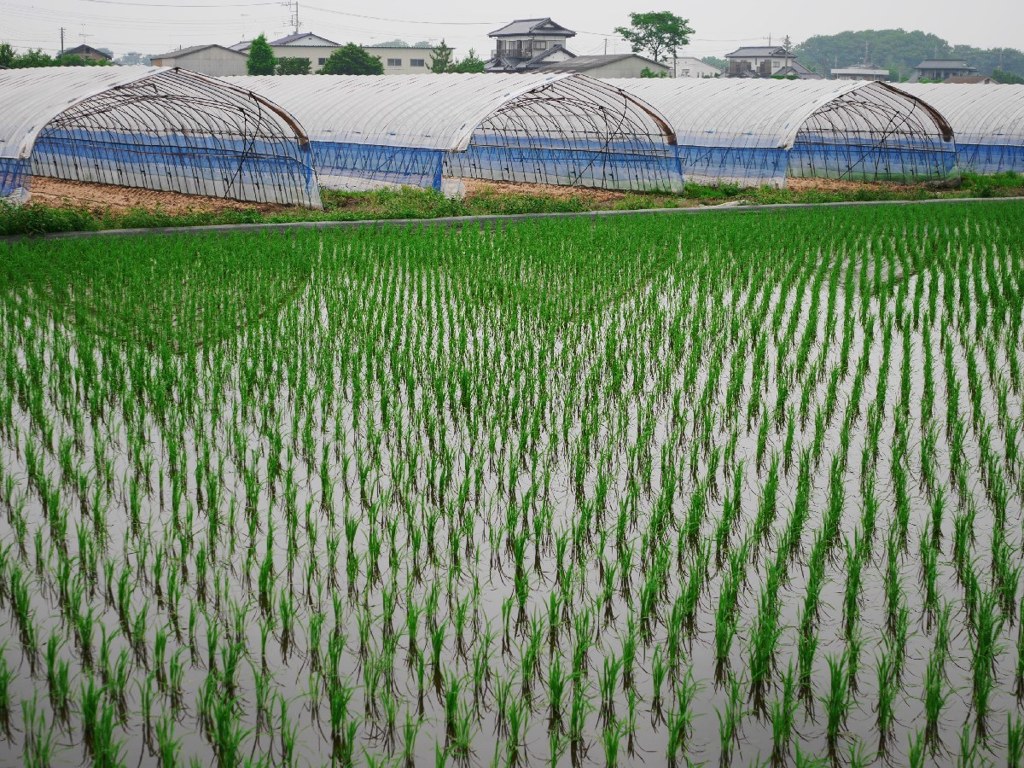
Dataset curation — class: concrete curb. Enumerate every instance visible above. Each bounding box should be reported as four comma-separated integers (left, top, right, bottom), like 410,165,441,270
3,196,1022,243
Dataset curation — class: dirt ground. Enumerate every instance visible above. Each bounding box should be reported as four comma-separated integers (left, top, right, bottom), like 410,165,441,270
25,175,940,217
28,177,291,215
460,179,633,204
785,177,924,194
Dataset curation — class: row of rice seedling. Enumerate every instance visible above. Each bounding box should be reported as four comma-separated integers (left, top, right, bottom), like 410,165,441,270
0,200,1022,766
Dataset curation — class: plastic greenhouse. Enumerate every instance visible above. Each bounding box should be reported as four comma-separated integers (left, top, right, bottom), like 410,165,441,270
896,83,1024,174
225,73,684,193
0,67,321,207
607,78,957,187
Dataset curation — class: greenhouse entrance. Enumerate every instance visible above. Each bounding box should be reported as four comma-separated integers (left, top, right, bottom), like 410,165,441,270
1,67,321,207
444,76,683,192
787,82,957,182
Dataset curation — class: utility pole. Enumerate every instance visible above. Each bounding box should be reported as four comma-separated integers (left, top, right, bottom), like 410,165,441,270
290,0,300,35
60,26,65,56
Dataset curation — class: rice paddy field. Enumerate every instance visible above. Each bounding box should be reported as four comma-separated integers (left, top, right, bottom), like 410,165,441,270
1,201,1023,767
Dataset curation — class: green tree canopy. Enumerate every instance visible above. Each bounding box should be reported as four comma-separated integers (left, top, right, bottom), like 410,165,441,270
276,56,311,75
431,39,454,73
614,11,694,64
794,29,1024,81
247,34,276,75
448,48,485,74
320,44,384,75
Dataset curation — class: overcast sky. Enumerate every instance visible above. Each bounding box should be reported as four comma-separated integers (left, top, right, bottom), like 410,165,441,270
5,0,1022,59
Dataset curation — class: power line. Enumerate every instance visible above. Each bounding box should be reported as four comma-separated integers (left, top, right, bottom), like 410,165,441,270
302,5,501,26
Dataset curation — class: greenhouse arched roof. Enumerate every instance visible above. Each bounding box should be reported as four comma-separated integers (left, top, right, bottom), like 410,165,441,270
225,73,683,193
605,78,955,187
0,66,321,206
226,73,675,151
605,78,952,150
895,83,1024,146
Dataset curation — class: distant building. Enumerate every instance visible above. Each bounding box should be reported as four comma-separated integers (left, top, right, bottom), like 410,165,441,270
234,33,342,73
673,56,722,78
365,44,437,75
486,18,576,72
536,54,670,78
725,46,796,77
151,44,248,76
831,66,890,82
912,59,977,82
773,61,822,80
62,44,112,62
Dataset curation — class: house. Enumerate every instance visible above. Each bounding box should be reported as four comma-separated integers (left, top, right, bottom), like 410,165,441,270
234,33,342,73
62,44,112,62
944,75,996,84
673,56,721,78
772,61,822,80
832,65,890,82
536,54,670,78
151,44,248,76
912,59,977,82
365,44,437,75
486,18,576,72
725,46,797,77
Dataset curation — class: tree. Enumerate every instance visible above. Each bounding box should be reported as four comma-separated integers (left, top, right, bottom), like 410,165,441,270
0,43,16,68
247,34,276,75
431,39,454,73
640,67,668,78
614,11,694,65
448,48,485,74
276,56,311,75
993,68,1024,84
115,51,152,66
320,44,384,75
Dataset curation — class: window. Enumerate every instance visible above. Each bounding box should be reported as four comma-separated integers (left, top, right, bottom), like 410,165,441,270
318,57,326,65
410,58,425,67
387,58,402,67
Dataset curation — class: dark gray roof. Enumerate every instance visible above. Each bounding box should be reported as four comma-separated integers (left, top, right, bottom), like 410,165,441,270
726,46,791,58
536,53,666,73
916,59,975,69
489,18,575,38
151,44,246,60
270,32,340,47
773,62,822,80
63,44,112,59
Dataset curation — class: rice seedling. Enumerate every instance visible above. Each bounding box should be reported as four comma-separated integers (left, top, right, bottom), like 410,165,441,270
0,202,1020,766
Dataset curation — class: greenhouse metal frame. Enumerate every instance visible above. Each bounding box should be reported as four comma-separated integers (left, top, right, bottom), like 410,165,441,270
1,66,321,207
897,83,1024,174
226,73,684,193
608,78,957,187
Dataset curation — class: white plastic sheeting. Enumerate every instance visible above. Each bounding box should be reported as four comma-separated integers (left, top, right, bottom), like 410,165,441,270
606,78,956,187
896,83,1024,173
1,66,321,207
226,73,580,151
225,73,684,192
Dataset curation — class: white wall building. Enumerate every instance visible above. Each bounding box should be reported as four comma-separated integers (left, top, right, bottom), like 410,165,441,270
673,56,722,78
832,66,890,82
151,44,249,77
365,46,436,75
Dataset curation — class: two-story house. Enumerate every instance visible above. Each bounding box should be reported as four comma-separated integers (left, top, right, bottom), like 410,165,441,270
912,59,977,82
485,18,576,72
725,46,794,77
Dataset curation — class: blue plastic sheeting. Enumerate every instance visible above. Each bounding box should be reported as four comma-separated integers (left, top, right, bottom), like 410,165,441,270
447,142,684,191
676,145,789,188
311,141,444,190
954,144,1024,175
29,128,319,205
788,140,959,182
0,158,27,199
